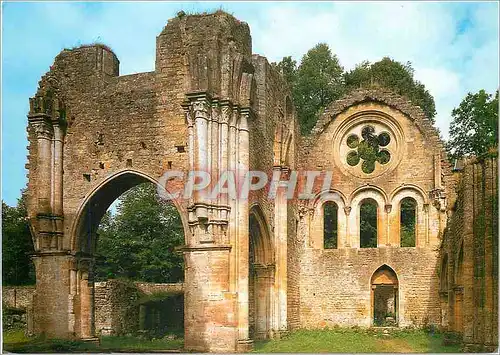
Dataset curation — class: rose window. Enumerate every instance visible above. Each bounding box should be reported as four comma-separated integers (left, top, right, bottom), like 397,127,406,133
345,125,391,174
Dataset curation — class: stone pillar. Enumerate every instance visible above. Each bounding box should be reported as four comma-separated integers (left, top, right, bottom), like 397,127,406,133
182,93,244,352
192,97,210,220
462,166,474,343
272,169,288,336
30,116,54,250
182,245,236,352
236,109,252,351
32,253,72,338
77,258,96,340
51,120,65,250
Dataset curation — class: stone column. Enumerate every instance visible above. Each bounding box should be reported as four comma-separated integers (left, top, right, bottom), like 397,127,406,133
182,245,236,352
192,97,210,220
51,119,65,250
181,94,240,352
32,253,73,338
462,166,474,343
77,258,96,340
236,109,252,351
272,169,288,335
29,114,54,250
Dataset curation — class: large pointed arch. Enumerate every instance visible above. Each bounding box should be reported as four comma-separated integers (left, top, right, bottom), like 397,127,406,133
70,168,189,253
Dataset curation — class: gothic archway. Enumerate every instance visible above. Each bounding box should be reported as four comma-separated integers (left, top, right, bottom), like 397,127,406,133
68,169,187,339
249,205,274,340
371,265,399,326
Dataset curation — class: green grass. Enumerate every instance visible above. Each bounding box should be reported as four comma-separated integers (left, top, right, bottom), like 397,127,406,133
3,328,462,353
253,328,463,353
2,330,183,353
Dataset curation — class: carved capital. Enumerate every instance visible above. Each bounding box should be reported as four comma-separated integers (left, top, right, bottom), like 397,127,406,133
31,120,53,140
192,98,210,120
229,106,240,128
430,188,447,212
385,204,392,213
220,103,232,125
184,106,194,127
344,206,352,216
211,101,220,123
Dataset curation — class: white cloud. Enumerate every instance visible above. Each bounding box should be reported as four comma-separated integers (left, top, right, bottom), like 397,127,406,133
243,1,498,138
2,1,499,205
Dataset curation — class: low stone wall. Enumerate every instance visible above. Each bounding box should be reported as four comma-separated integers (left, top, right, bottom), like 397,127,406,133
3,281,184,337
135,282,184,295
94,280,184,336
2,285,35,309
2,286,36,333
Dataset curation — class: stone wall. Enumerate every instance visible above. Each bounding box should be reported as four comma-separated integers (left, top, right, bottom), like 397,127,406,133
94,280,184,336
2,286,35,309
294,89,451,329
440,156,498,351
3,281,184,337
2,286,36,333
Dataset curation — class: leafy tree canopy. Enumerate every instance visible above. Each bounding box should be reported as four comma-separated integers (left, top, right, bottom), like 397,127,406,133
344,57,437,123
447,89,498,159
277,43,344,135
275,46,438,134
2,191,35,286
94,183,184,283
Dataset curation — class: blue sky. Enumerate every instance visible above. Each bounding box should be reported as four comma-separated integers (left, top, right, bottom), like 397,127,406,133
2,1,499,206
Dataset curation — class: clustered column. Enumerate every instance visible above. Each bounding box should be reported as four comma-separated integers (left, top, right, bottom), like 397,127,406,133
181,93,253,352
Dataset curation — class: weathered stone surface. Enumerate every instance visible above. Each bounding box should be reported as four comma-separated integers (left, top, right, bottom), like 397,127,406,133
439,157,498,351
23,9,496,353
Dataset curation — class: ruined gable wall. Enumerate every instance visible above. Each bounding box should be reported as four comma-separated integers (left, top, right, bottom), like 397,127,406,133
295,89,449,328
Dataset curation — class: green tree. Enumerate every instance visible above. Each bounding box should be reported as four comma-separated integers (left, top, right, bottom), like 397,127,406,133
344,57,437,122
2,191,35,285
275,56,297,89
291,43,344,134
94,183,184,283
276,48,438,135
447,89,499,159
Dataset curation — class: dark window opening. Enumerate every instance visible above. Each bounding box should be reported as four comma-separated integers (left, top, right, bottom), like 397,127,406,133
323,201,338,249
400,197,417,247
176,145,186,153
360,199,377,248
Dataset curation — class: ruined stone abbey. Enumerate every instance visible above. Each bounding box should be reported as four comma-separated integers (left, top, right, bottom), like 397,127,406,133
24,11,497,352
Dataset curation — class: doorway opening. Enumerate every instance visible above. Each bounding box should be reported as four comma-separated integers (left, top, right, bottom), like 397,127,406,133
371,265,398,327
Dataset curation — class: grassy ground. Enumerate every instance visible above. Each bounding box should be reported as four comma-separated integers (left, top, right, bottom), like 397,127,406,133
3,328,461,353
2,330,183,353
253,327,463,353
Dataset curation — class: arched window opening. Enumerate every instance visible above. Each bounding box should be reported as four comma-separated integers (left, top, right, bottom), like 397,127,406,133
371,265,398,327
360,198,377,248
440,254,449,292
323,201,338,249
400,197,417,247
